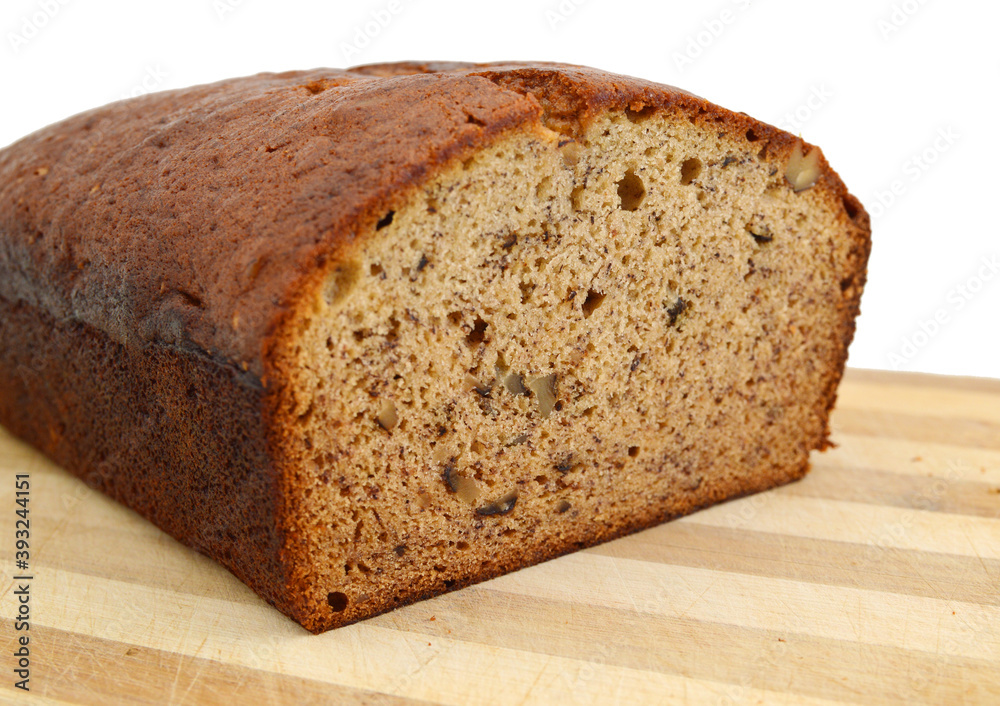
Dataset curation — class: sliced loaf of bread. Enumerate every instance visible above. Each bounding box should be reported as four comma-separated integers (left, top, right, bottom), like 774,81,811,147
0,62,870,632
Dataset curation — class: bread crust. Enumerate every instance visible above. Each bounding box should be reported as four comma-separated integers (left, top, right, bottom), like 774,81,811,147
0,62,871,632
0,294,292,614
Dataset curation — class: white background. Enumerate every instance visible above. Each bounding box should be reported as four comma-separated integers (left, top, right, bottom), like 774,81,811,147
2,0,997,379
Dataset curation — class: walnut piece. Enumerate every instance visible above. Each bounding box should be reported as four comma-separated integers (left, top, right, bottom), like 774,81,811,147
785,140,821,192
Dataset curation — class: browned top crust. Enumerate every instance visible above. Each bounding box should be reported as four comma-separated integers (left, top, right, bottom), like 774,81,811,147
0,62,828,382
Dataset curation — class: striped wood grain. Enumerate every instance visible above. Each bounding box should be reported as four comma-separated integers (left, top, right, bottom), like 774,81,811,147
1,368,998,705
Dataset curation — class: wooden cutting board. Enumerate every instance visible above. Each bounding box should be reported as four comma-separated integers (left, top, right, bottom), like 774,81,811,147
1,368,998,705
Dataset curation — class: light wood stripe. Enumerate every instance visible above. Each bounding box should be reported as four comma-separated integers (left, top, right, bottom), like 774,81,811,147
0,622,427,706
0,693,79,706
682,493,1000,560
813,433,1000,484
832,407,1000,450
2,370,999,704
838,379,1000,425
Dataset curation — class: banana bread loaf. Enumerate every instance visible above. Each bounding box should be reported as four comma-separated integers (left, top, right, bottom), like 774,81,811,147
0,61,871,633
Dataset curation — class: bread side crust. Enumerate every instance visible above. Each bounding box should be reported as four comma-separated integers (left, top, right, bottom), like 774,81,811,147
0,294,293,617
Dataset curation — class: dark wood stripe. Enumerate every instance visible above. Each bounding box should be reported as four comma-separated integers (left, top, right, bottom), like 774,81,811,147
786,464,1000,519
586,523,1000,606
27,535,265,607
844,368,1000,395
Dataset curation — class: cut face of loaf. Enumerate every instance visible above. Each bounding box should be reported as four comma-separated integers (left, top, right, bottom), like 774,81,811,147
276,83,869,631
0,62,870,633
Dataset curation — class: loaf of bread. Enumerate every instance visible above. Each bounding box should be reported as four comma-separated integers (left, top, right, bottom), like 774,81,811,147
0,62,870,632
